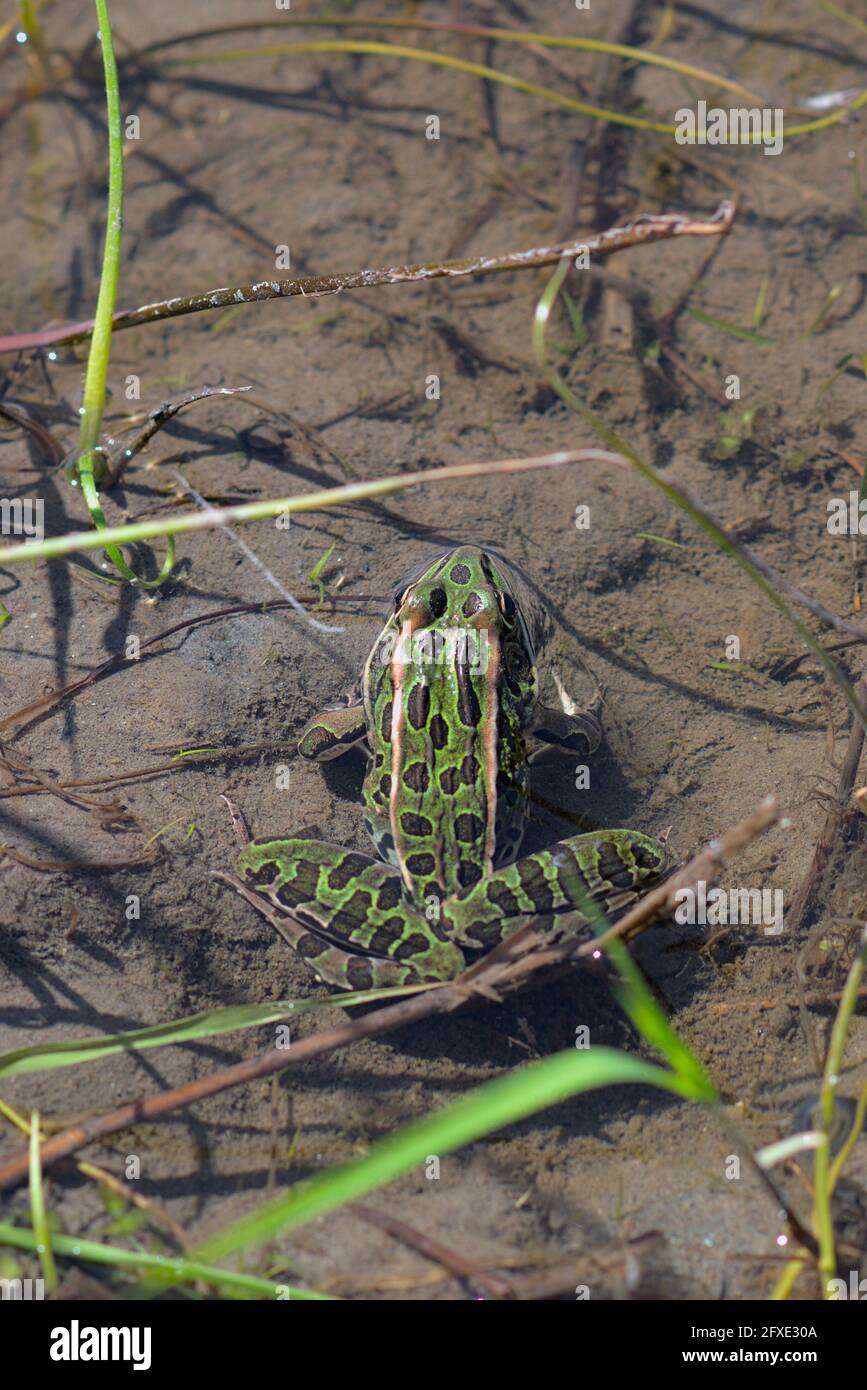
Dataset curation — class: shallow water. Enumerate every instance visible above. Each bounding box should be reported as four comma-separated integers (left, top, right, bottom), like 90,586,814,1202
1,0,866,1300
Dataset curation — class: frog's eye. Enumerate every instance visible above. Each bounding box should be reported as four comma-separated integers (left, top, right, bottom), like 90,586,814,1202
497,590,517,624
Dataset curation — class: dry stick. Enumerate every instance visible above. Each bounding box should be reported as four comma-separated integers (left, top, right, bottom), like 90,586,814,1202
0,746,283,798
0,796,782,1194
0,981,462,1193
0,844,157,874
102,384,252,487
0,747,132,820
0,203,736,355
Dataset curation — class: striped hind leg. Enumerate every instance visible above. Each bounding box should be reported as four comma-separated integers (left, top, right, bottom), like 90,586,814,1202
442,829,670,953
230,838,467,989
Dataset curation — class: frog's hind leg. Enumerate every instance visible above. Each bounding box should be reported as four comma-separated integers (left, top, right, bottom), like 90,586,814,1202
444,829,670,953
232,838,466,988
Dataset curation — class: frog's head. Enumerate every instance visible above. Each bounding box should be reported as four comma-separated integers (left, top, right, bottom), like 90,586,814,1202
390,545,533,644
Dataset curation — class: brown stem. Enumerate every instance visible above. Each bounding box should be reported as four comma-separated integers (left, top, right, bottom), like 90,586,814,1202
0,203,735,354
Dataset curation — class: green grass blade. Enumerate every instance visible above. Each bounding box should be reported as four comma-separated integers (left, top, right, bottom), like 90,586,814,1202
687,307,775,345
28,1113,57,1292
169,42,675,135
191,1047,695,1265
0,986,430,1076
0,1223,334,1300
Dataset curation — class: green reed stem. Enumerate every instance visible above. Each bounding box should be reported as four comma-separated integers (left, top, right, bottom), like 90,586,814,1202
28,1112,57,1292
77,0,123,477
0,450,625,564
73,0,173,588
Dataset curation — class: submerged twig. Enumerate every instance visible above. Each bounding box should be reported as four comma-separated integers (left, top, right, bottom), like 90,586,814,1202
102,384,252,486
0,203,735,354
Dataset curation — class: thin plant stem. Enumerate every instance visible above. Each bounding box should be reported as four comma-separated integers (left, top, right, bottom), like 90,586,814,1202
167,41,675,134
161,37,867,141
73,0,173,588
28,1111,57,1292
131,16,767,105
0,449,652,563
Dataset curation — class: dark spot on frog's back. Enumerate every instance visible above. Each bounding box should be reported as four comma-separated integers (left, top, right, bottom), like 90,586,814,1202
516,858,555,911
402,762,429,793
460,754,479,784
450,563,472,584
439,766,459,794
485,879,520,915
407,683,430,730
457,859,484,888
429,713,448,748
457,666,481,727
394,931,436,962
401,812,433,837
283,857,320,900
406,851,436,876
246,861,279,889
341,888,374,927
454,812,485,843
375,877,403,910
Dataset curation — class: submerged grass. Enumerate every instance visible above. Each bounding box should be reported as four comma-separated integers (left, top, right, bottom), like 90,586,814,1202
0,1223,335,1300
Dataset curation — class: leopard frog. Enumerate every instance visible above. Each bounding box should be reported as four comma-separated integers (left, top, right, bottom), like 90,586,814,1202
235,546,667,988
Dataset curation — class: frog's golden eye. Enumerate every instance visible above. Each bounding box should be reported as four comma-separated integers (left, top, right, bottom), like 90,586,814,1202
497,590,517,623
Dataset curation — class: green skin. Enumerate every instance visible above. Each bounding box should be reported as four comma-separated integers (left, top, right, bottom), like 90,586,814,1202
238,546,668,988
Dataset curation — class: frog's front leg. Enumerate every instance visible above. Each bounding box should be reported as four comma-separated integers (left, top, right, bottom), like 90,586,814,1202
442,829,669,952
297,694,367,762
527,688,604,762
236,837,466,988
